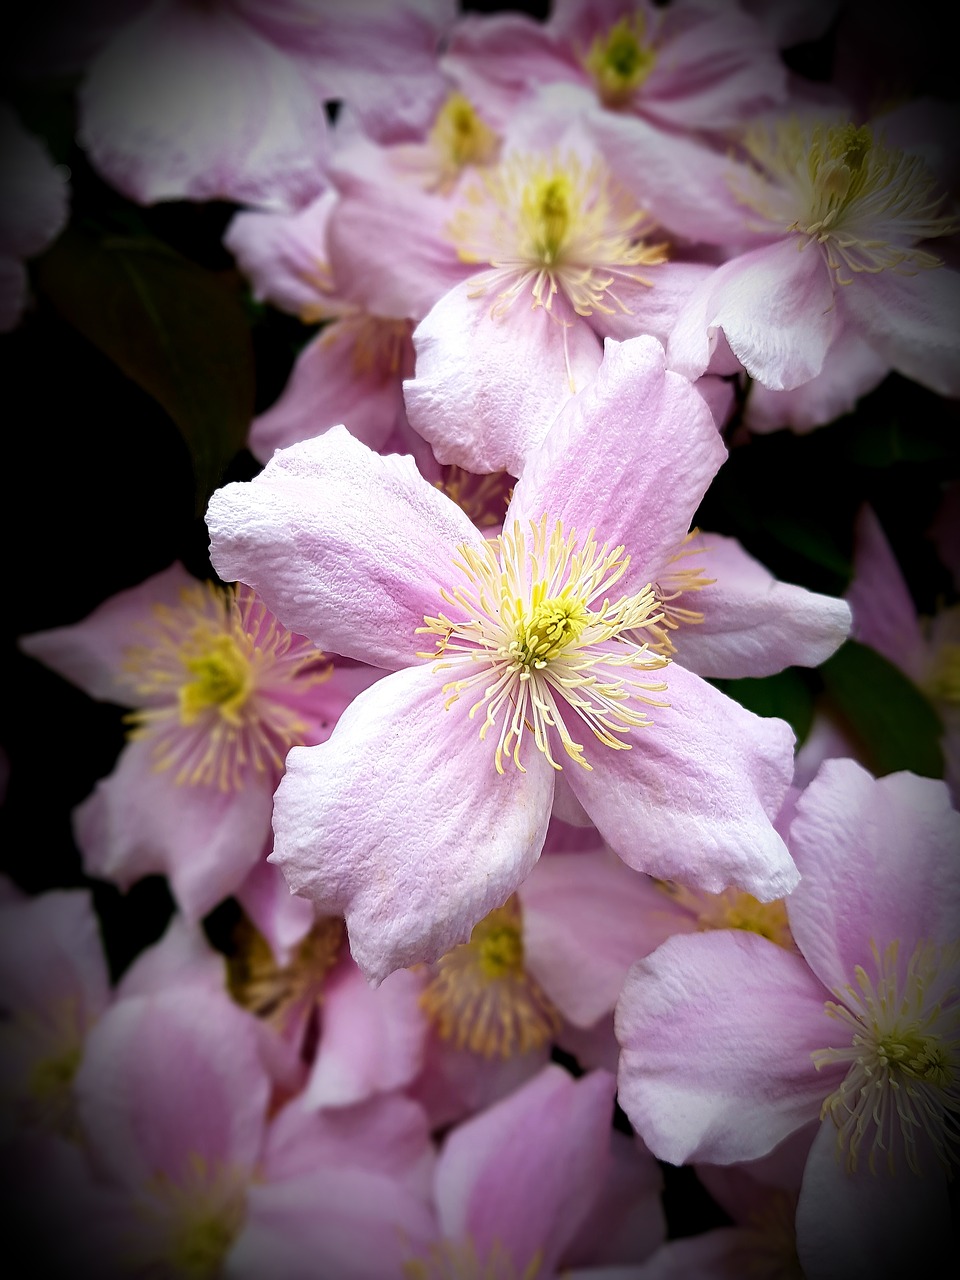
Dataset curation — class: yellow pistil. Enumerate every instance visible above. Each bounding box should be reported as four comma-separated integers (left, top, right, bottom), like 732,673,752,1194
122,581,332,791
657,880,796,952
417,514,669,774
812,938,960,1175
404,1238,542,1280
130,1155,249,1279
427,92,501,190
583,14,657,107
732,117,956,284
227,914,345,1030
447,150,668,320
419,896,561,1057
434,464,513,529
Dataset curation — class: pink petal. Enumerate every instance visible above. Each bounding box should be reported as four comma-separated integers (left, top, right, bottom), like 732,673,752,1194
671,532,852,678
615,931,837,1165
785,759,960,992
18,562,196,704
0,105,70,260
269,664,556,984
668,238,838,389
234,859,315,965
564,663,798,902
73,738,274,921
223,191,338,317
75,989,270,1186
206,425,487,670
114,913,226,1000
302,957,427,1109
507,335,727,589
436,1064,617,1274
795,1119,955,1280
845,504,928,680
78,1,329,209
838,262,960,397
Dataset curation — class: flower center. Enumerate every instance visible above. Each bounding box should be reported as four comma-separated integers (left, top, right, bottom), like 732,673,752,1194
428,91,501,184
133,1155,249,1280
583,14,657,106
447,151,667,319
418,515,669,773
227,914,345,1029
122,581,332,791
731,118,956,284
404,1239,542,1280
419,896,561,1057
812,938,960,1174
925,638,960,704
657,881,796,951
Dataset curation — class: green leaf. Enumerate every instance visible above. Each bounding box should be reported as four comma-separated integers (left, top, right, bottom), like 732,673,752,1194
713,668,815,745
34,227,254,515
818,639,945,779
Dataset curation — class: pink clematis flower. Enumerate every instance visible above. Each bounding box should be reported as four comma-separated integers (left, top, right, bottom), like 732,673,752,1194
19,562,382,921
206,334,798,984
661,100,960,401
615,757,960,1278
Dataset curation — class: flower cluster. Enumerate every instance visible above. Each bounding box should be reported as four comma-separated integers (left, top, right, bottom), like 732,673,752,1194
2,2,958,1278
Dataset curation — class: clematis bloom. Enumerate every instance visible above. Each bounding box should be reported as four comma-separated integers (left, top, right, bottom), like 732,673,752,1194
206,335,798,984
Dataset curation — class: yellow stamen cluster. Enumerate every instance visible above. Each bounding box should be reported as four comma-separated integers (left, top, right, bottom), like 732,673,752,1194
131,1154,249,1280
448,150,668,319
926,639,960,705
583,14,657,107
226,914,345,1029
428,92,501,189
812,938,960,1175
657,880,796,952
732,117,956,284
122,581,332,791
418,515,669,774
333,313,413,379
418,896,561,1057
641,531,714,657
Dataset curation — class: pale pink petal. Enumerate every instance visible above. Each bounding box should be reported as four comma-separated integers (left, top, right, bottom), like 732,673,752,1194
584,106,773,246
785,759,960,992
443,11,580,119
615,931,837,1165
75,989,270,1186
270,665,556,984
78,2,329,209
234,859,315,965
408,1035,549,1132
668,238,838,389
248,319,410,462
436,1065,617,1274
519,850,678,1028
845,504,928,680
640,1,788,131
231,1167,438,1280
18,562,196,705
744,323,889,434
588,261,719,345
741,0,840,47
114,913,226,1000
223,191,338,316
562,1127,665,1269
558,1015,621,1075
838,262,960,398
0,889,110,1026
564,663,798,902
73,738,274,921
206,425,487,670
302,957,427,1109
507,335,727,589
671,532,852,678
795,1119,955,1280
406,280,603,477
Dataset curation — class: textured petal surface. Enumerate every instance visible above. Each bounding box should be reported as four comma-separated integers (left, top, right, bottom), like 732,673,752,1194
615,931,836,1165
564,663,798,902
270,665,555,984
406,280,603,477
507,335,727,591
206,426,486,669
670,532,852,678
786,759,960,992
